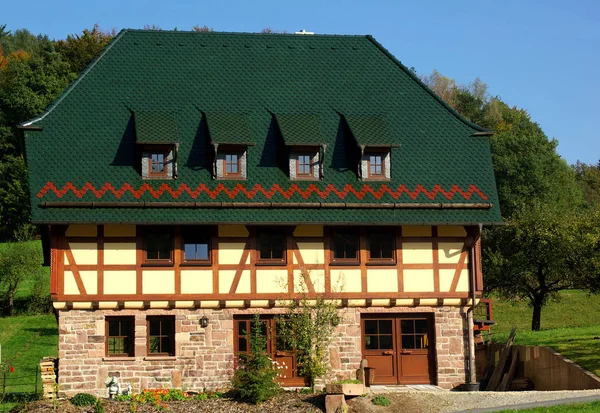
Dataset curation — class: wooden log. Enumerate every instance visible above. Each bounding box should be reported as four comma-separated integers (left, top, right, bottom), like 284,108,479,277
497,349,519,391
485,327,516,391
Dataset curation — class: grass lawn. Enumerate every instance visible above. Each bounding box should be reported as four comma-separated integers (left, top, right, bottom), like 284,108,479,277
490,290,600,376
495,400,600,412
0,315,58,393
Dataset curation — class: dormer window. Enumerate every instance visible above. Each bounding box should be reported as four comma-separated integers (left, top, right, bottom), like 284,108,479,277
141,146,175,180
215,147,247,179
362,150,390,180
290,149,319,180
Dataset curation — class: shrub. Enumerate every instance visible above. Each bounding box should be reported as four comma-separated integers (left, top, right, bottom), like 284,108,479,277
336,379,362,384
94,399,105,413
71,393,98,406
231,314,281,404
372,395,391,406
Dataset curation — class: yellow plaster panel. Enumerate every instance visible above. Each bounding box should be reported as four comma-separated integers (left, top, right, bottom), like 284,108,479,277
419,299,438,306
66,224,97,237
395,299,414,306
439,269,470,292
443,299,462,306
403,269,434,292
296,242,325,265
104,243,136,265
175,301,195,308
218,225,249,237
104,224,136,237
143,270,175,294
438,226,467,237
200,301,220,308
53,302,67,310
181,270,213,294
250,300,270,308
402,226,431,237
150,301,170,308
67,243,97,265
293,225,324,237
293,270,325,293
402,242,433,264
237,271,251,294
64,271,97,295
218,243,247,265
256,270,288,294
98,302,119,309
219,270,235,294
72,302,93,310
438,242,466,264
331,269,362,293
124,301,144,309
348,299,366,307
104,271,136,294
226,301,245,308
371,299,391,307
367,269,398,293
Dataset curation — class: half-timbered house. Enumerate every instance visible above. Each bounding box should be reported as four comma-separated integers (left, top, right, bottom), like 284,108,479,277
20,30,502,395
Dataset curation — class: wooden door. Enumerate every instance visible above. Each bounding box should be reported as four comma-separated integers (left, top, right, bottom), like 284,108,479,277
362,315,434,385
234,316,305,386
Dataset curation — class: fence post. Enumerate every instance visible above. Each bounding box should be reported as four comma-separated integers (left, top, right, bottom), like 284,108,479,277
35,365,39,394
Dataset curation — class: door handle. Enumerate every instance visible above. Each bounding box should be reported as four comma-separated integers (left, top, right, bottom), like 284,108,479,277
401,350,412,355
382,351,394,355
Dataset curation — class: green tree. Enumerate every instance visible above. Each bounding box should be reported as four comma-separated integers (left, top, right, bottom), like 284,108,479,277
0,241,44,315
55,25,115,74
484,204,600,331
574,160,600,208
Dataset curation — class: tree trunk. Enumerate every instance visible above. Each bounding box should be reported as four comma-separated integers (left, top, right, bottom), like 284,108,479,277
8,292,14,316
531,296,542,331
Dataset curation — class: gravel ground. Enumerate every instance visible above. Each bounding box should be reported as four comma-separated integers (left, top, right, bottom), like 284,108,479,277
10,390,600,413
348,389,600,413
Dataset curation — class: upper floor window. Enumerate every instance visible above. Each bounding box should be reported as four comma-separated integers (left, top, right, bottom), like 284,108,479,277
141,146,175,180
361,150,391,180
216,146,247,179
331,229,359,264
290,149,319,180
368,230,395,262
257,229,286,264
144,227,173,264
182,228,211,264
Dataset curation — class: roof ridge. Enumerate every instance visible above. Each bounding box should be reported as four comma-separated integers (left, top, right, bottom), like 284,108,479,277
365,35,489,133
21,29,129,127
125,29,369,38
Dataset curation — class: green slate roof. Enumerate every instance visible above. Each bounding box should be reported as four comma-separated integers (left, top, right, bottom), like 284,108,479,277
344,114,394,147
22,30,502,225
276,114,326,146
134,111,179,144
204,112,253,145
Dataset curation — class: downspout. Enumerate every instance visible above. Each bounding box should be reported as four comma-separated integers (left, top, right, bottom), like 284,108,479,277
465,223,482,388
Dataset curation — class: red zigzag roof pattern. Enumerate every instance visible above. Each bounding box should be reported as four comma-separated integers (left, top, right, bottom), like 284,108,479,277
37,182,489,201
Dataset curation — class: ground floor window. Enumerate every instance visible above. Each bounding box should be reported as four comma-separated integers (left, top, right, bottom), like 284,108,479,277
105,316,134,357
147,316,175,356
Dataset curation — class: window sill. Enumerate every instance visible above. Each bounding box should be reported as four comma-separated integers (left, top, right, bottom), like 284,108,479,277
141,263,174,268
180,262,212,267
363,177,391,182
144,356,177,361
218,176,246,181
329,261,360,267
102,356,136,362
366,261,397,266
142,176,174,180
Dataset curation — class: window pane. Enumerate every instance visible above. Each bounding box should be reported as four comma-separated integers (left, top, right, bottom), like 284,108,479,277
184,243,196,260
365,336,378,350
146,229,172,261
149,320,161,336
402,335,415,349
370,233,394,259
238,321,247,336
160,337,172,354
108,320,120,336
415,320,428,334
379,335,393,349
333,231,358,260
401,320,415,334
415,334,428,349
149,336,160,353
379,320,392,335
238,337,247,352
365,320,378,335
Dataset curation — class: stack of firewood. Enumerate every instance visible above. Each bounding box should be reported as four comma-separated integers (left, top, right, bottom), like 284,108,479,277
480,328,533,391
39,357,57,399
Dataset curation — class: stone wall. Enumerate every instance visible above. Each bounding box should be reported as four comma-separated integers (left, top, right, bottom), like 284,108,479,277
57,305,469,396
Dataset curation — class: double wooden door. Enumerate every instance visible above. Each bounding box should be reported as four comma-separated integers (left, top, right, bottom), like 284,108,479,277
234,316,305,386
362,314,435,385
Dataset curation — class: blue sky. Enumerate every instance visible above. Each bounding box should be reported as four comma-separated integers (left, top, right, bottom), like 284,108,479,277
4,0,599,164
